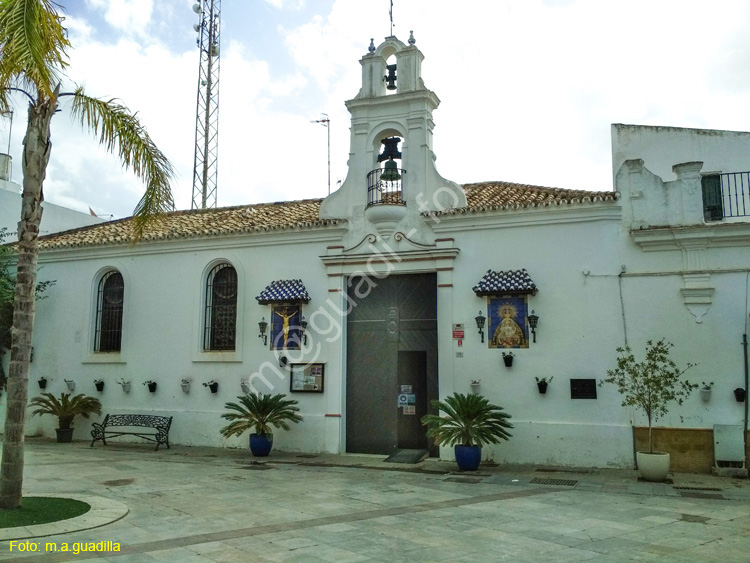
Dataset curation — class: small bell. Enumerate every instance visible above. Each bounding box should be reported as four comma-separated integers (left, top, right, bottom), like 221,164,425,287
384,64,397,90
381,158,401,181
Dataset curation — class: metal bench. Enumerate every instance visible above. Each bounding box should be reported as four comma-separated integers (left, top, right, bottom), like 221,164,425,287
90,414,172,450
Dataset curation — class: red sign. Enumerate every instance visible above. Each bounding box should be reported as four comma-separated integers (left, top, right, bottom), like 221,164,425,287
453,330,464,339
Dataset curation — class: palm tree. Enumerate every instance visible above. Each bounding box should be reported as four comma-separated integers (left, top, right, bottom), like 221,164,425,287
220,393,303,438
29,392,102,430
421,393,513,447
0,0,175,508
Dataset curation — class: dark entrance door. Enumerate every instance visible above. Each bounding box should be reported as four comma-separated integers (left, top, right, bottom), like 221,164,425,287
346,273,437,455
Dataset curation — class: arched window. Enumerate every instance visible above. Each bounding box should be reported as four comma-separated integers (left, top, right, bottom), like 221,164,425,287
95,271,124,352
204,263,238,350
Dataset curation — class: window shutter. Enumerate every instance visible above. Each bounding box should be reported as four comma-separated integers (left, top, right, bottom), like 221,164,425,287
701,175,723,221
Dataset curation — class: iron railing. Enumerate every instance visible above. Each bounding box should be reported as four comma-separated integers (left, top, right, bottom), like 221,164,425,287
703,171,750,220
367,168,406,206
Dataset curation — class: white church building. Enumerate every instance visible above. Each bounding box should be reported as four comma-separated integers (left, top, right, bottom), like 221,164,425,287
6,35,750,472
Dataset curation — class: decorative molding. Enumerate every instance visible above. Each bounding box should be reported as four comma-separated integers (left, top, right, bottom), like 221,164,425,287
681,273,714,323
321,236,459,277
631,223,750,251
431,205,620,234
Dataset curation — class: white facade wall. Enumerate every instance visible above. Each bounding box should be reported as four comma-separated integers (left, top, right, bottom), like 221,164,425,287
432,205,631,467
26,229,347,452
22,202,641,468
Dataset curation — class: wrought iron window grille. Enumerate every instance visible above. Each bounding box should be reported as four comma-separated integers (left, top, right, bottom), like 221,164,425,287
94,271,124,352
204,263,238,351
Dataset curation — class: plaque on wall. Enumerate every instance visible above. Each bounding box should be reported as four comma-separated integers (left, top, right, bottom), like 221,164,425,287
290,363,324,393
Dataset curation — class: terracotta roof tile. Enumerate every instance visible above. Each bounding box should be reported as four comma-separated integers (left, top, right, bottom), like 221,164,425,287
455,181,617,215
37,198,334,250
37,182,617,250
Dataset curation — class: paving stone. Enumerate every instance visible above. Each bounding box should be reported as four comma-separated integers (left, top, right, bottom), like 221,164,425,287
0,440,748,562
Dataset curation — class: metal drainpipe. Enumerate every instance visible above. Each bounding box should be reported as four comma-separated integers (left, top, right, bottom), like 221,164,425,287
743,331,748,463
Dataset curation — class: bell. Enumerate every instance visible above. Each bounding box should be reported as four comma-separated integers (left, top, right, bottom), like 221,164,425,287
384,64,397,90
378,137,402,162
381,158,401,181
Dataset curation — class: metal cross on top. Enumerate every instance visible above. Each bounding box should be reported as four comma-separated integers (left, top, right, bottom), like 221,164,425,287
389,0,394,35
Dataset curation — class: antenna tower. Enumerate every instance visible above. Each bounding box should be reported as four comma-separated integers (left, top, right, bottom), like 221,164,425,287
191,0,221,210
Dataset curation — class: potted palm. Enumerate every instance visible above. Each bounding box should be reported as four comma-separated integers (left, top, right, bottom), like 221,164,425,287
600,339,696,482
220,393,303,456
29,392,102,443
421,393,513,471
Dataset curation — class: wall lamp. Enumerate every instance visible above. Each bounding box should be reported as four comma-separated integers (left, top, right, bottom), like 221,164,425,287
527,310,539,343
258,317,268,345
475,311,486,343
299,315,308,345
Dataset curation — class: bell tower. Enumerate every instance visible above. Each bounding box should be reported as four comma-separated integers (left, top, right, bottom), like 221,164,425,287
320,33,466,241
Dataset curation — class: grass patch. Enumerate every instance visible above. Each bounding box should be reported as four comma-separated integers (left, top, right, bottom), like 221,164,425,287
0,497,90,528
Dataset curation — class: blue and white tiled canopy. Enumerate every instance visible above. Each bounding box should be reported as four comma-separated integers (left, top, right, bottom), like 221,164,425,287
472,269,537,296
256,279,311,304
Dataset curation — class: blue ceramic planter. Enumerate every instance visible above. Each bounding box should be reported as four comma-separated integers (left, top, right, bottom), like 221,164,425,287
249,433,273,457
454,444,481,471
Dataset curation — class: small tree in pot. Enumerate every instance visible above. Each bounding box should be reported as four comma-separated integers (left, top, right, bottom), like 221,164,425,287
421,393,513,471
29,392,102,443
220,393,303,457
601,339,696,481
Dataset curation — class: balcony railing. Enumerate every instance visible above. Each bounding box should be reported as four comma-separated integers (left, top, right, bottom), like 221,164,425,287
367,168,406,206
702,172,750,220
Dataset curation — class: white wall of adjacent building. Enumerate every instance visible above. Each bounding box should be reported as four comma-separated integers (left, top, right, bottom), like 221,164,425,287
0,165,104,241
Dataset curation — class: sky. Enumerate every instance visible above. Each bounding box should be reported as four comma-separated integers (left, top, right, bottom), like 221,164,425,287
1,0,749,220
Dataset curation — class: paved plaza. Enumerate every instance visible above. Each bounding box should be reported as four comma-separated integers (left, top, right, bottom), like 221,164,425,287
0,438,749,561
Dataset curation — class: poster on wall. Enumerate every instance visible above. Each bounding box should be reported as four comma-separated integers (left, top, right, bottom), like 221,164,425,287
488,296,529,349
290,363,324,393
270,303,301,350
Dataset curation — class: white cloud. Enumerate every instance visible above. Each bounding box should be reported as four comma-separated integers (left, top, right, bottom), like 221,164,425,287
263,0,305,10
88,0,154,36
